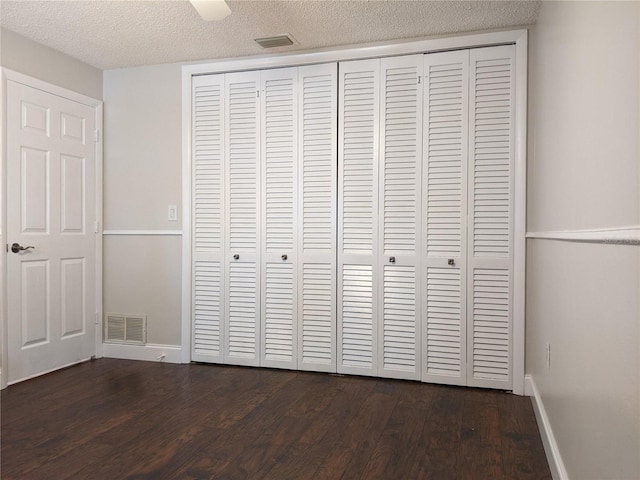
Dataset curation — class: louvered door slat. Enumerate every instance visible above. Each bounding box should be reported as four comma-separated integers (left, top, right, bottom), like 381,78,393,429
192,74,225,363
382,265,417,374
338,59,379,376
261,68,297,369
379,55,422,380
424,266,464,382
298,63,337,372
193,262,222,359
228,261,258,360
422,50,469,385
263,262,294,362
228,78,259,252
224,71,260,366
341,63,378,255
467,45,515,389
341,265,374,369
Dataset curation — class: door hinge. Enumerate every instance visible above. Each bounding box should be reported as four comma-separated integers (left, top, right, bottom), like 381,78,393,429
93,129,100,142
418,75,421,84
256,90,260,98
94,220,100,233
95,313,100,325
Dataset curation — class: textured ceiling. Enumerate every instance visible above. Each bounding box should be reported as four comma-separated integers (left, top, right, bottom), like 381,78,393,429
0,0,540,70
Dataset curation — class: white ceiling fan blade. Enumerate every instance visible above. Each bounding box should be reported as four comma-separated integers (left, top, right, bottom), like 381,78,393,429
190,0,232,21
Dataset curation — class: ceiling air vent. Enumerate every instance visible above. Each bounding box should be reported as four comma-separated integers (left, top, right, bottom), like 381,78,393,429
255,34,294,48
105,314,147,345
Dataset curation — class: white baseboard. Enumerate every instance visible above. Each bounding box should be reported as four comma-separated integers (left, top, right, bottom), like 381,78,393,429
102,343,184,364
525,374,570,480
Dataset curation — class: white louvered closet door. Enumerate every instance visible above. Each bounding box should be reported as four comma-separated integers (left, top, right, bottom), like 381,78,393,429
224,71,261,366
192,74,225,363
467,45,515,389
338,59,380,377
378,55,423,380
297,64,338,373
422,50,469,386
260,68,298,369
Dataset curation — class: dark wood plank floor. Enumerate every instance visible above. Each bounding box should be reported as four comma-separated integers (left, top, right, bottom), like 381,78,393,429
1,358,551,479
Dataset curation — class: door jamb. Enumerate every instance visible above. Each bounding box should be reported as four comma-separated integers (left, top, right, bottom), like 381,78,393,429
0,68,104,389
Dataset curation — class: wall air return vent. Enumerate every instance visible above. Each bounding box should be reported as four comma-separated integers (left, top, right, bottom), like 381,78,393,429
254,34,295,48
105,314,147,344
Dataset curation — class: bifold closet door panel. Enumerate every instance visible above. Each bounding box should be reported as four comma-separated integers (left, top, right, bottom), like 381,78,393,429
338,58,380,377
192,74,225,363
260,67,298,369
224,71,261,367
297,63,338,373
422,50,469,386
378,55,423,381
467,45,515,390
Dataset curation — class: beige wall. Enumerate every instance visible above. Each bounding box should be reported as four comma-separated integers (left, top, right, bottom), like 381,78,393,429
527,2,640,479
103,63,183,345
0,28,103,100
103,236,182,345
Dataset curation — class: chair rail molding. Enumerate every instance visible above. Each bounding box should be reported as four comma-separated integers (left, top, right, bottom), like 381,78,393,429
102,230,183,236
526,226,640,245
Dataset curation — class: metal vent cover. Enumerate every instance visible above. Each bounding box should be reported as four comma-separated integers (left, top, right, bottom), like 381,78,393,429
105,314,147,344
254,34,294,48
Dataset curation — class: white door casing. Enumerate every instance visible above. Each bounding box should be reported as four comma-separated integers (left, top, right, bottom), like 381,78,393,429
6,79,98,384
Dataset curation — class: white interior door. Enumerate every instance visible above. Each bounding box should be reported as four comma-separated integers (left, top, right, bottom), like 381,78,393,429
467,45,515,389
260,67,298,369
378,55,423,380
422,50,469,386
297,63,337,373
338,58,380,377
223,71,261,366
191,74,225,363
6,80,97,384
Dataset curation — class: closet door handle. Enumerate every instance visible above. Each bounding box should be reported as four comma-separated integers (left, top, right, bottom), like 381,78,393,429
281,254,288,261
389,256,396,263
448,258,455,266
233,254,240,260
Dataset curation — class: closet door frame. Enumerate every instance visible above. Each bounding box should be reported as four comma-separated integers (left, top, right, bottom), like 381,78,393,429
182,29,527,394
